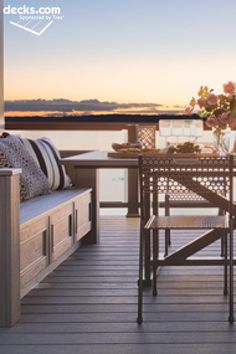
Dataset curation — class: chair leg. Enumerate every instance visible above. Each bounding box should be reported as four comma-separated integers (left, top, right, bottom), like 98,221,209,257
168,231,171,246
153,230,158,297
224,233,228,296
229,228,234,324
164,231,169,257
144,231,151,283
221,236,225,257
219,208,225,257
137,229,144,325
165,194,171,255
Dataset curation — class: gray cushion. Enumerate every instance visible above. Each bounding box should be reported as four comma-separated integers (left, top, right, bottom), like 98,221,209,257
20,188,90,224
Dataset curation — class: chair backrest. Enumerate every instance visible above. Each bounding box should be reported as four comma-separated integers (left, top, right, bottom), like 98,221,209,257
136,125,156,149
139,155,234,221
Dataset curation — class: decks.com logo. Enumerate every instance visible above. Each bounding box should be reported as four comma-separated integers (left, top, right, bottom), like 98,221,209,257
3,5,64,36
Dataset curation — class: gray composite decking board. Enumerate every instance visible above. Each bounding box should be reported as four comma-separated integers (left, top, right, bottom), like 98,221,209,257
69,251,224,257
99,243,225,247
83,238,213,243
57,265,139,270
36,281,229,289
57,257,222,273
21,304,232,314
78,246,223,252
33,278,233,287
48,270,140,276
37,282,139,289
72,248,224,253
42,273,233,281
21,295,233,305
71,252,140,256
49,269,226,276
4,321,236,333
42,276,137,283
59,260,216,266
88,248,223,253
3,332,236,345
74,247,224,252
64,256,140,261
62,260,140,264
0,344,236,354
56,265,224,271
27,288,232,297
19,312,235,323
1,216,236,354
42,276,233,283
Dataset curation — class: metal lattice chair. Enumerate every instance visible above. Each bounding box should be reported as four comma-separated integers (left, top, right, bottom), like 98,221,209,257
163,174,227,257
136,125,156,150
137,155,234,324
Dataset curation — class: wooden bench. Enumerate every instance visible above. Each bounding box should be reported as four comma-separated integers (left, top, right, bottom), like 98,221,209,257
0,168,92,327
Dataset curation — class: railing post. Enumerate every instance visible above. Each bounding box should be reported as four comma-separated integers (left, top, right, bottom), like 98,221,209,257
127,125,139,217
0,169,21,327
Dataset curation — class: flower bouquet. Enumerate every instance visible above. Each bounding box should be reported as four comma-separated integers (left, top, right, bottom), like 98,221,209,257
185,81,236,153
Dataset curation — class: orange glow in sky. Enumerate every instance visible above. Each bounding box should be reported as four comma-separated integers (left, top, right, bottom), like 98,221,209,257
4,0,236,114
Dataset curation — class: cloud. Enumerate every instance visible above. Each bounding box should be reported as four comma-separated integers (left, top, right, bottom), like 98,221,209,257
4,98,170,113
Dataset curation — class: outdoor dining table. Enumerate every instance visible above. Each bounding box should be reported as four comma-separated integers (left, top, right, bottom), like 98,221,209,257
61,150,236,285
61,150,139,243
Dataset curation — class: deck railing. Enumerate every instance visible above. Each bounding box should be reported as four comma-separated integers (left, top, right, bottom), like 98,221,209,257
5,114,204,130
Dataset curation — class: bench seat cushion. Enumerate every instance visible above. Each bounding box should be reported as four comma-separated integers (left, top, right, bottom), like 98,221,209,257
20,188,91,224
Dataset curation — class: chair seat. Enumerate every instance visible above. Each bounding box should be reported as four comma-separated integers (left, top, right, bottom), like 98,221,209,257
145,215,229,230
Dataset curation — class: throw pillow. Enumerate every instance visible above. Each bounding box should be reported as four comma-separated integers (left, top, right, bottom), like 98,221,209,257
0,134,50,201
19,136,71,191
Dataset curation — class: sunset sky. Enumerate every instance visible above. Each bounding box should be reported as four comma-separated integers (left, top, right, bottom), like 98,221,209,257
4,0,236,114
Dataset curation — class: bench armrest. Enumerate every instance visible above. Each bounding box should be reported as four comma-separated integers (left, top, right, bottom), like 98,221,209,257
0,169,21,327
0,168,22,176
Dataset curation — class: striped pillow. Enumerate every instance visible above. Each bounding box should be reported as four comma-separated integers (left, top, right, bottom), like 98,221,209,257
20,137,71,191
0,134,50,201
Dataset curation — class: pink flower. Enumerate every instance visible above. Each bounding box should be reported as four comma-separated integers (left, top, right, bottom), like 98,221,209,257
184,106,194,115
197,97,207,108
219,111,231,124
206,94,218,106
230,119,236,129
223,81,236,95
206,115,218,128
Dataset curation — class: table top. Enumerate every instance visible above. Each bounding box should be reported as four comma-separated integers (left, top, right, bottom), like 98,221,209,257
61,150,236,169
61,150,139,168
61,150,236,214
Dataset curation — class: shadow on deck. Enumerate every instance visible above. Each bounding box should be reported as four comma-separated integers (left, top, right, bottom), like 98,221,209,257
0,216,236,354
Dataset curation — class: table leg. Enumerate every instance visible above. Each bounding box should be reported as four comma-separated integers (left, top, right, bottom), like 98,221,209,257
127,169,139,217
127,125,139,217
74,168,99,244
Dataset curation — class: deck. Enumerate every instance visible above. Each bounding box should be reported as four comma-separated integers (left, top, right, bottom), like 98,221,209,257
0,216,236,354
